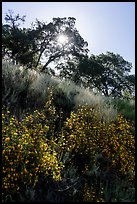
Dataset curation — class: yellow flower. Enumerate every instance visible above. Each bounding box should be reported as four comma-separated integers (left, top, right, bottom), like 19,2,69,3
2,150,5,154
24,168,28,173
5,137,10,142
4,155,8,160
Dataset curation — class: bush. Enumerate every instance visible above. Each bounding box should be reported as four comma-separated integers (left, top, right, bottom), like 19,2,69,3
74,88,117,122
2,98,135,202
106,97,135,122
2,60,34,104
2,107,64,201
2,60,38,119
56,105,135,201
28,72,59,108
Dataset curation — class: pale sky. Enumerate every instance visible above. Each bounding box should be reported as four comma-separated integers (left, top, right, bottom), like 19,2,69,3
2,2,135,74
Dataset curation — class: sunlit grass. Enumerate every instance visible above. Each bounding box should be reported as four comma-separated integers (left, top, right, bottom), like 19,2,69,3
2,60,118,123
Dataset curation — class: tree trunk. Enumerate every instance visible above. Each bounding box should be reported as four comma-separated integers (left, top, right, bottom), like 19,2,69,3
41,53,62,72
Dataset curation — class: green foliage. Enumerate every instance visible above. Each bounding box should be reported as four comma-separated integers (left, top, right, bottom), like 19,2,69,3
107,97,135,122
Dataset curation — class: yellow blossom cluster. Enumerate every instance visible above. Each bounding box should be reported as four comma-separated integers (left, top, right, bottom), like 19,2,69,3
57,105,135,200
82,183,105,202
2,108,64,196
2,100,135,202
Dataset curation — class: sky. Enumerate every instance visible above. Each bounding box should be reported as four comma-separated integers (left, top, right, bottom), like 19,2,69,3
2,2,135,74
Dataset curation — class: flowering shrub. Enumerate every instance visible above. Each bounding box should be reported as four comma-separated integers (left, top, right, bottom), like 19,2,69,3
57,105,135,201
2,108,64,199
2,94,135,202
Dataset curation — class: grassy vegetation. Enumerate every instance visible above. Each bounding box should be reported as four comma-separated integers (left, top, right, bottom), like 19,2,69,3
2,60,135,202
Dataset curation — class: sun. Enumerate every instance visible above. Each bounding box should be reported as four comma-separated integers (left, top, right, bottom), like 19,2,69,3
57,34,68,45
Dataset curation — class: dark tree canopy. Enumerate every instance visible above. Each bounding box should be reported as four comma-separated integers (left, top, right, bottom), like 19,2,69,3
2,11,134,98
2,11,88,70
90,52,134,97
4,9,26,28
58,52,135,98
